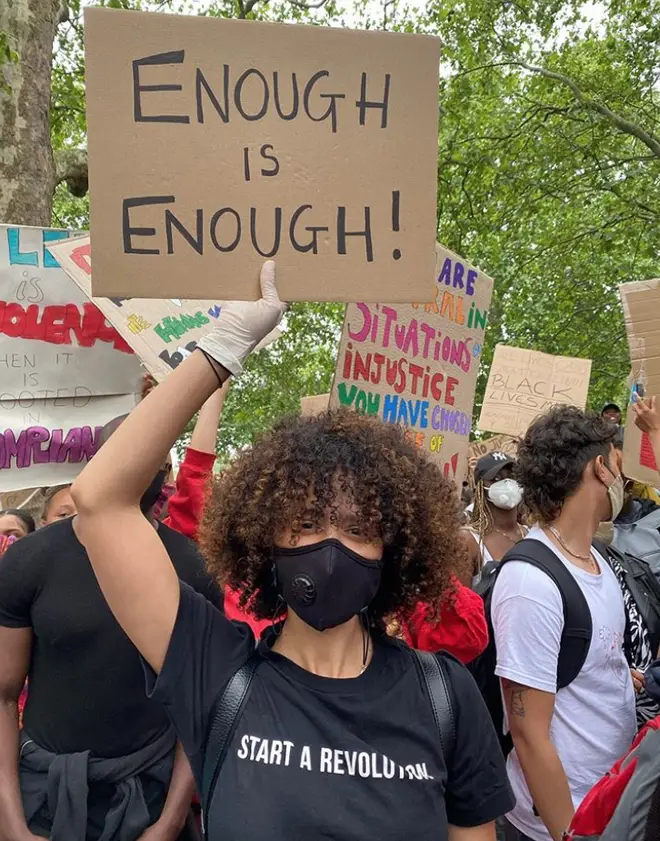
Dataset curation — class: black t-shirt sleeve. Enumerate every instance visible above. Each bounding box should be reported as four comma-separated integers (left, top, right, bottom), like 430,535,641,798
158,524,224,611
0,536,40,627
439,654,515,827
144,581,254,781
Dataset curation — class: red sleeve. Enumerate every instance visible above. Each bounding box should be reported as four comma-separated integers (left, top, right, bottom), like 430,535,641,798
402,578,488,664
164,447,215,541
224,586,272,638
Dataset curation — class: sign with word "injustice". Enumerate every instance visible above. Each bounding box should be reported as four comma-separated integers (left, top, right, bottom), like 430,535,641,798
330,243,494,485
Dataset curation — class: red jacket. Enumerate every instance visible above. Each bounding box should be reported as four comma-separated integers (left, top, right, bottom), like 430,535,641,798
165,447,488,661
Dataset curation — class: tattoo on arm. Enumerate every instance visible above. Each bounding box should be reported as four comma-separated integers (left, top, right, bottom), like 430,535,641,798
510,687,527,718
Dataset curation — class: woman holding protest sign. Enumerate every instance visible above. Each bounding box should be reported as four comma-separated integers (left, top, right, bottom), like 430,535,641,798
72,261,513,841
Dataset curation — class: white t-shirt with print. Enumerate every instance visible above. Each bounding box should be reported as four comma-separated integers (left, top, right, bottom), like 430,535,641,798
491,527,636,841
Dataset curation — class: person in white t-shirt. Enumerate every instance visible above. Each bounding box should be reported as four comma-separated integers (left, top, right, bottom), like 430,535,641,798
491,405,636,841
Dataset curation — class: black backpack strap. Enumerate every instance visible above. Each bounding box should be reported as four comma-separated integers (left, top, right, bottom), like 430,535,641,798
412,650,456,767
500,539,592,688
202,650,261,831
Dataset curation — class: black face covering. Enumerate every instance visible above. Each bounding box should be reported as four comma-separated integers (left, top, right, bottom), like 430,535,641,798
273,538,383,632
140,469,168,514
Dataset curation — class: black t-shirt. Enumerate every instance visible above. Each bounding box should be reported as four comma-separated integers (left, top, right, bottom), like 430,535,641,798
147,582,514,840
0,517,223,758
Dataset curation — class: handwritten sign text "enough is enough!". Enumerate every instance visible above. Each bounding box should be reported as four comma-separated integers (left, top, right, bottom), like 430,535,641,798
84,8,441,303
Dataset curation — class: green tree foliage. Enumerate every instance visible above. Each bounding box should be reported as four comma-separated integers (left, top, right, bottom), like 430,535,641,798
50,0,660,455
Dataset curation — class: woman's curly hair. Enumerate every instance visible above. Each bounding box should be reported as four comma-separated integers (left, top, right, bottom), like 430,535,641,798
515,404,618,524
199,409,466,632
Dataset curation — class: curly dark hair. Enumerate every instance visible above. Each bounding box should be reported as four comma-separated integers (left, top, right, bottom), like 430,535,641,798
515,405,618,524
199,409,466,632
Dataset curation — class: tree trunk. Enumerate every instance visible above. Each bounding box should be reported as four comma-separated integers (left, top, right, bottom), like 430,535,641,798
0,0,61,227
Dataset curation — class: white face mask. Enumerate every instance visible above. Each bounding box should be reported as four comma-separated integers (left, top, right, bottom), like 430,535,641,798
487,479,523,510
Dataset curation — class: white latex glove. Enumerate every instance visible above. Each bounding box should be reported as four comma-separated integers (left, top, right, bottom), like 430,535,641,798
197,261,287,376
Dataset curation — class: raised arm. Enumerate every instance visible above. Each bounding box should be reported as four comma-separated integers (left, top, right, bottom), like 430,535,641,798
164,383,229,540
71,262,285,674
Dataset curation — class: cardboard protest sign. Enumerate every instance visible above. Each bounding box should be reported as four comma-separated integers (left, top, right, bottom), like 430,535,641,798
468,434,518,473
50,236,280,382
0,393,136,492
329,243,493,485
84,8,441,303
0,225,141,490
300,394,330,417
479,345,591,437
619,280,660,485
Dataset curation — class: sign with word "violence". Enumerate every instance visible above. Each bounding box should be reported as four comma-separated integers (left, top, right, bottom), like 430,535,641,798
0,225,140,490
84,7,440,303
330,243,494,485
50,236,280,382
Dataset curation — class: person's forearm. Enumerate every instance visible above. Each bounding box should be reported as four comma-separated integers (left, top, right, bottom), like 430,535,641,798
154,742,195,839
515,736,573,841
0,701,30,841
190,382,229,454
74,352,227,512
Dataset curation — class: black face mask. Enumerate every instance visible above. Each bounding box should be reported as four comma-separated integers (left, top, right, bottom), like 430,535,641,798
273,538,383,632
140,469,168,514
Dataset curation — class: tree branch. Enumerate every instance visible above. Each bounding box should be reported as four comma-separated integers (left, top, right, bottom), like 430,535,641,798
54,148,88,197
517,61,660,159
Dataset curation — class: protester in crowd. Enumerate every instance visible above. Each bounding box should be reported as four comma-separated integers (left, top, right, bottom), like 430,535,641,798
396,586,489,664
71,262,514,841
40,485,77,526
462,453,527,585
165,376,489,662
601,402,622,425
0,509,36,541
0,416,224,841
491,406,636,841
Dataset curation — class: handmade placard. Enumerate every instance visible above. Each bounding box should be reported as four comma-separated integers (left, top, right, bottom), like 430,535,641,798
84,8,441,302
479,345,591,437
330,243,494,485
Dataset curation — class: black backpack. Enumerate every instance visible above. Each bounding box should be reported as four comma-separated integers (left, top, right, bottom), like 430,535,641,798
604,542,660,659
468,539,593,756
200,648,456,835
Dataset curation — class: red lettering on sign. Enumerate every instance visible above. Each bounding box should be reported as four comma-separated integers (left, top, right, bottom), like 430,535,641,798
0,301,133,353
70,243,92,275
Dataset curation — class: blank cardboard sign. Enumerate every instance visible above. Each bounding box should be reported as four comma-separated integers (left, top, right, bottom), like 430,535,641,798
619,279,660,485
84,8,441,302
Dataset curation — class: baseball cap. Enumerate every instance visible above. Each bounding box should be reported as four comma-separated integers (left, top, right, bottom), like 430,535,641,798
601,403,621,415
474,452,515,484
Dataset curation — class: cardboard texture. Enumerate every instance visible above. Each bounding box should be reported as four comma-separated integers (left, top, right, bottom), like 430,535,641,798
479,345,592,437
50,236,281,382
0,225,140,491
329,243,494,486
84,8,440,303
300,393,330,417
468,434,518,473
619,279,660,485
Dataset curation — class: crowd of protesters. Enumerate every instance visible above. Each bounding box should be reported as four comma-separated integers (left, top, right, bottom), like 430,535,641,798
1,263,660,841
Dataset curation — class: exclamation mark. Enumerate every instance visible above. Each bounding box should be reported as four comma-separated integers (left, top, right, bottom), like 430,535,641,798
392,191,401,260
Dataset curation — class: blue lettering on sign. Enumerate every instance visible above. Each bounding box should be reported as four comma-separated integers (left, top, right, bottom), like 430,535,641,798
8,227,71,268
